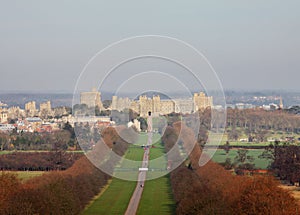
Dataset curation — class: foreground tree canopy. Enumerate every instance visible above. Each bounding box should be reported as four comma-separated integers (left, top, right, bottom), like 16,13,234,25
163,122,298,215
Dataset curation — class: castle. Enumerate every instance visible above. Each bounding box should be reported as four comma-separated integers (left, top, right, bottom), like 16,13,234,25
111,92,213,117
80,88,104,110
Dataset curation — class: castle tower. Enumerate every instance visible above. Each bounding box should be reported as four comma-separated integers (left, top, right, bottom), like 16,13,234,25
193,92,213,111
80,88,104,110
111,96,118,110
139,95,152,117
25,101,37,117
152,95,161,114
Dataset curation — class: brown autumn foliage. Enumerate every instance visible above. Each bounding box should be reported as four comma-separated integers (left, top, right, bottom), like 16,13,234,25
271,144,300,184
163,122,299,215
0,126,130,215
238,176,298,215
0,152,82,171
0,173,23,214
227,108,300,132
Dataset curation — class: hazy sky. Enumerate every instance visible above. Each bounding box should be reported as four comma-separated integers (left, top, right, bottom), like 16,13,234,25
0,1,299,93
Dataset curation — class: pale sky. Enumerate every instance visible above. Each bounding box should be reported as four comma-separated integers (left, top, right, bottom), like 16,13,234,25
0,0,299,92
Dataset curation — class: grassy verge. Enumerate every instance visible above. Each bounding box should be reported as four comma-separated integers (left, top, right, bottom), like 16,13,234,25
0,151,13,155
137,176,175,215
83,134,148,215
83,178,136,215
2,171,46,182
137,138,175,215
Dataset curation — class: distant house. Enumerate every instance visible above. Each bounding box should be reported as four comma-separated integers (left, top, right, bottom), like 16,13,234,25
0,124,15,132
36,124,53,133
25,117,42,123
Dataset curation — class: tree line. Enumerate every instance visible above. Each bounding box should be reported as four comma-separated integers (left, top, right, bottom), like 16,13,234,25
0,129,75,151
0,152,82,171
0,126,130,215
227,108,300,142
260,143,300,185
162,122,298,214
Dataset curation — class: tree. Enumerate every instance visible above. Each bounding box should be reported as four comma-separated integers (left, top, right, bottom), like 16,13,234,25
224,141,230,155
0,133,10,151
138,117,148,132
271,144,300,184
223,158,233,170
239,176,298,214
227,129,241,141
234,149,255,174
102,100,112,109
0,173,22,214
259,143,276,169
255,129,269,142
198,127,208,148
8,118,16,124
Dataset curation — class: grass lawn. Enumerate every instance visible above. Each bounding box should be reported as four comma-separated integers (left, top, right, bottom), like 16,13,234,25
83,134,149,215
0,150,13,155
137,176,175,215
209,148,270,169
137,139,175,215
2,171,46,182
83,178,136,215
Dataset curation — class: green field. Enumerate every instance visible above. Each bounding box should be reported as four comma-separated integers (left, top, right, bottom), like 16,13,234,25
137,176,175,215
137,138,175,215
0,151,13,155
83,178,136,215
209,148,270,169
2,171,46,182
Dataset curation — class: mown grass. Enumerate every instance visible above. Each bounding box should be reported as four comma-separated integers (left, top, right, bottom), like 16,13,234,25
0,151,13,155
83,134,148,215
209,148,270,169
83,178,136,215
137,176,175,215
2,171,46,182
137,139,175,215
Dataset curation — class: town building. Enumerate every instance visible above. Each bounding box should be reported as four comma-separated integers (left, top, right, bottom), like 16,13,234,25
0,102,8,123
127,119,141,132
8,106,25,119
0,110,8,123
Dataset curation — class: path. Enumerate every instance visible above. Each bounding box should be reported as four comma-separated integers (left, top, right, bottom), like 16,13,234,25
125,116,152,215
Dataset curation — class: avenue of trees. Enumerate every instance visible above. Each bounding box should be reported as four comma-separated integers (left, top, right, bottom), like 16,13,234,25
0,126,130,215
226,108,300,142
0,152,82,171
162,122,298,214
